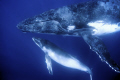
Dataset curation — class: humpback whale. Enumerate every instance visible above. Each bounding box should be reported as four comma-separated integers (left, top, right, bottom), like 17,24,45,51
32,37,92,80
17,0,120,73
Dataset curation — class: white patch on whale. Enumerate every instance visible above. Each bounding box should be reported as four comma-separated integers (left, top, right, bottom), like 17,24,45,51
67,25,75,31
87,20,120,35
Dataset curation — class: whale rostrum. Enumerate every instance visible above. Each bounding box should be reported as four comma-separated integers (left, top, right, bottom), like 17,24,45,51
17,0,120,73
32,37,92,80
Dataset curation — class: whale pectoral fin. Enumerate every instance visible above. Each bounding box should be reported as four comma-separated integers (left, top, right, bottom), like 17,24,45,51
80,31,120,73
45,54,53,75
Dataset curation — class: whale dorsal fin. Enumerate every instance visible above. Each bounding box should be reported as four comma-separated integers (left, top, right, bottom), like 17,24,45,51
45,54,53,75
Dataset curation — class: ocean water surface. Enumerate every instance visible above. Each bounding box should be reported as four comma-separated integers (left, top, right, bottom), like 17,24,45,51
0,0,120,80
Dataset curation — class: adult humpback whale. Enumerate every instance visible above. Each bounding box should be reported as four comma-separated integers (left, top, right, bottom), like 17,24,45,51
17,0,120,73
32,37,92,80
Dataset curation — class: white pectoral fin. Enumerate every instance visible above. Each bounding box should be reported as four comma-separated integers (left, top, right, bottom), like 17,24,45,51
45,54,53,75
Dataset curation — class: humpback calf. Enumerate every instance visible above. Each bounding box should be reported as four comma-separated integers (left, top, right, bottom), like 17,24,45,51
32,37,92,80
17,0,120,73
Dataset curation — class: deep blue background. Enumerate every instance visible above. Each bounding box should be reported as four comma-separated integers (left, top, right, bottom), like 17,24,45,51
0,0,120,80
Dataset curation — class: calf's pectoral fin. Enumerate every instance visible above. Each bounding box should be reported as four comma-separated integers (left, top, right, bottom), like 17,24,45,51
80,31,120,73
45,54,53,75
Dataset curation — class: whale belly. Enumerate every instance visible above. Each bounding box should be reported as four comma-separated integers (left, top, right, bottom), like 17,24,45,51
43,47,88,71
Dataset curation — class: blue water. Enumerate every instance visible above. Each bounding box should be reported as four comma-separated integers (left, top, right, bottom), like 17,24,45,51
0,0,120,80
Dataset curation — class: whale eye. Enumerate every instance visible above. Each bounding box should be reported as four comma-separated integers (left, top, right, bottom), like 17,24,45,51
118,22,120,27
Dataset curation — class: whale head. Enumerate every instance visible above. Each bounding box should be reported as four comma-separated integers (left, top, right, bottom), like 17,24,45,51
17,9,67,34
32,37,44,48
32,37,47,48
32,37,53,50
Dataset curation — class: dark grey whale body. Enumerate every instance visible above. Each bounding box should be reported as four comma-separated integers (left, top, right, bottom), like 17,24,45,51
17,0,120,73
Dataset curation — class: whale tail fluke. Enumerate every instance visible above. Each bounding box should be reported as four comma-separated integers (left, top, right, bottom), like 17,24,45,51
87,68,92,80
84,68,92,80
90,74,92,80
